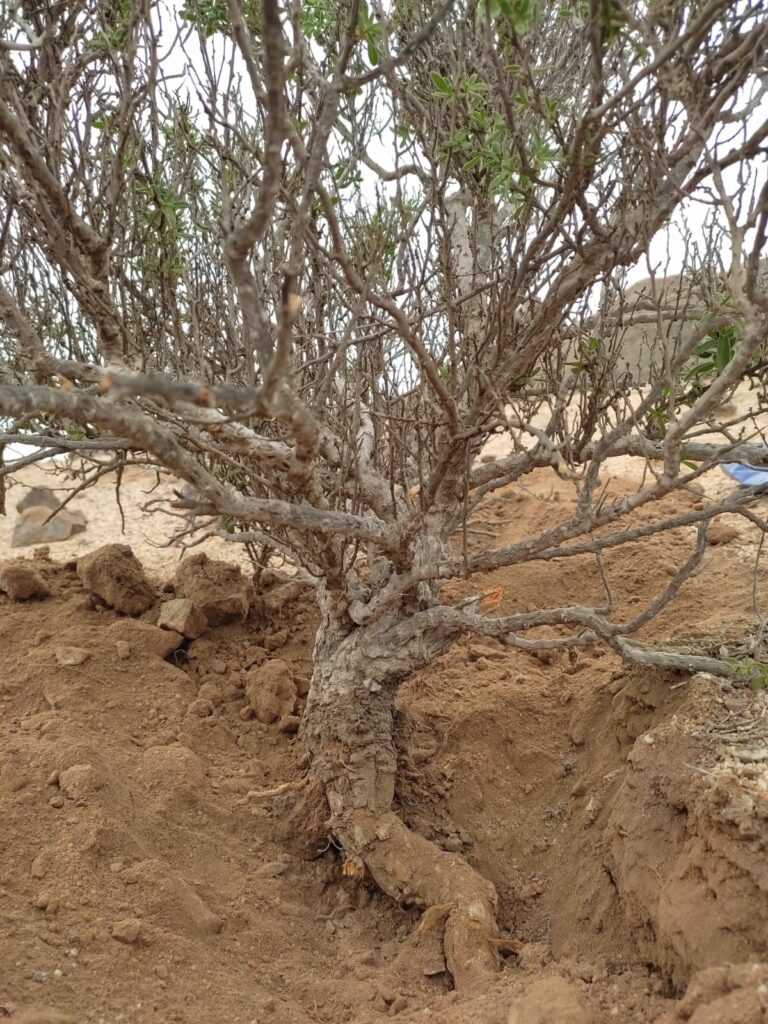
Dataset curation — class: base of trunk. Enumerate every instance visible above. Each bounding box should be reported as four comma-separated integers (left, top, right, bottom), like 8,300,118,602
300,599,502,989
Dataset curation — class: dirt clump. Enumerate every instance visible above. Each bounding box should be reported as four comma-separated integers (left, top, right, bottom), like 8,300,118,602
76,543,155,614
246,657,297,724
508,975,594,1024
0,561,50,600
174,552,254,625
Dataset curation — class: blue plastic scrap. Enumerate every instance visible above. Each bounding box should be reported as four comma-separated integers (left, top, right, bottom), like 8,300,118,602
721,463,768,486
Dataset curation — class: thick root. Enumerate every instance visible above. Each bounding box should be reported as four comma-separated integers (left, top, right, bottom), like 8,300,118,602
340,810,500,990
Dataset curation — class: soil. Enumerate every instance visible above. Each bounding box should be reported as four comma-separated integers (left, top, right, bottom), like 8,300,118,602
2,460,768,1024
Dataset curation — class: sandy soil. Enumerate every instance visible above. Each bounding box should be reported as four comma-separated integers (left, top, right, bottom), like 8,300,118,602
1,454,768,1023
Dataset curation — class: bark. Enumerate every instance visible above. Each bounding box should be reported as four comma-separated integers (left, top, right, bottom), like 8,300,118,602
302,587,500,989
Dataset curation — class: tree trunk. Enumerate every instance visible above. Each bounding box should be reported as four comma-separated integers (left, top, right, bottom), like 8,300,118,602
302,591,500,989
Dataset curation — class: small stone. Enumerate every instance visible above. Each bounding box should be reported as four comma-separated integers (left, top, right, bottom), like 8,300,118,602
111,917,141,944
0,563,50,601
54,646,91,667
264,629,288,652
157,598,208,640
210,658,227,674
239,705,255,721
244,645,268,669
583,795,602,827
48,794,65,809
116,641,131,660
31,852,51,879
187,698,214,718
255,861,288,878
442,835,463,852
278,715,300,735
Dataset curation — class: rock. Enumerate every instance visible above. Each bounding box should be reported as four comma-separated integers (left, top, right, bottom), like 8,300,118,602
263,581,305,615
187,698,214,718
58,763,103,802
516,942,552,971
255,860,289,878
244,645,268,668
157,599,208,639
77,544,154,614
30,852,51,879
174,553,253,626
264,629,288,652
13,1010,80,1024
245,659,297,724
16,486,62,513
106,619,182,659
279,715,301,734
707,522,740,546
115,641,131,660
12,506,86,548
508,977,594,1024
0,563,49,600
55,646,91,667
111,917,141,944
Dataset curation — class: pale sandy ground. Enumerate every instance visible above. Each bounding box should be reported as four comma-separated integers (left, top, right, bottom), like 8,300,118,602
0,462,255,580
1,382,766,577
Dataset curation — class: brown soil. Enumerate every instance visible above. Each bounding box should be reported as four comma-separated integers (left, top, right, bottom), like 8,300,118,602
2,467,768,1024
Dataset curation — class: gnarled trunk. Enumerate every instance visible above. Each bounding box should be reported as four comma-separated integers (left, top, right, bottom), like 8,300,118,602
302,590,500,989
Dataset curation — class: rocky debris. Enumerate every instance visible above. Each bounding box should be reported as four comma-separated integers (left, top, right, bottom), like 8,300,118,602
12,506,86,548
54,646,91,667
245,659,297,725
16,486,62,514
0,562,49,600
77,544,155,614
105,619,182,659
174,553,254,626
657,963,768,1024
157,598,208,639
507,976,594,1024
111,917,142,944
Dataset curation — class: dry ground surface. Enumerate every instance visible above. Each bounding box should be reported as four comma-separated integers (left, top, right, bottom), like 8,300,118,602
1,452,768,1024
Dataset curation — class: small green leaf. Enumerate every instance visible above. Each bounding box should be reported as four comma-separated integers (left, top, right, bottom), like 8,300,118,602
431,72,452,95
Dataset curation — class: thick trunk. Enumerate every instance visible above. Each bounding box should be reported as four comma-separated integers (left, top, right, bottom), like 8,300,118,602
301,594,500,989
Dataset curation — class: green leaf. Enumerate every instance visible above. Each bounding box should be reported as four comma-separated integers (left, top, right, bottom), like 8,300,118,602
431,72,452,95
367,39,380,64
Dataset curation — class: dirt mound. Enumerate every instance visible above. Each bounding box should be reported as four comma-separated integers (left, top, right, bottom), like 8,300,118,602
2,475,768,1023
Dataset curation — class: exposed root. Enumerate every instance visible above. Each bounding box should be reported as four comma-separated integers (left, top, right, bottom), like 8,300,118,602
339,810,500,990
247,777,308,801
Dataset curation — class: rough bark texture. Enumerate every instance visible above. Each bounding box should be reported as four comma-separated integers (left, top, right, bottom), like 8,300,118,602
302,587,500,989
